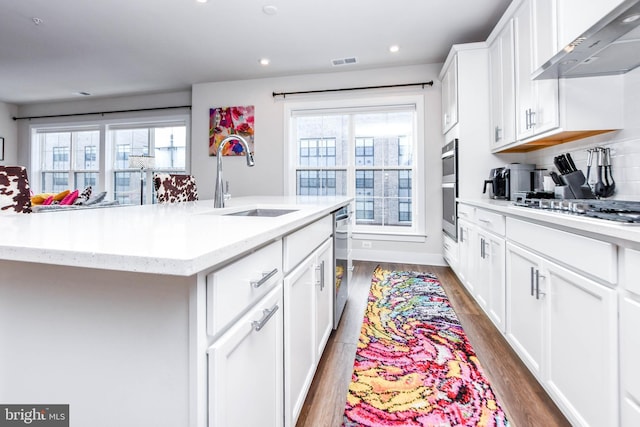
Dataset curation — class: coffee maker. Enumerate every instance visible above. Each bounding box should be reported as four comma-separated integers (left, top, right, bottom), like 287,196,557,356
483,163,535,200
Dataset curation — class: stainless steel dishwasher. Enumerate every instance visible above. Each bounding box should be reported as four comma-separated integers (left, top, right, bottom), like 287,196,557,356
333,205,352,329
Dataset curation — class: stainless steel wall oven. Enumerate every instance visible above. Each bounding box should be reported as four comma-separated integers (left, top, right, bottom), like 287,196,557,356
442,138,458,240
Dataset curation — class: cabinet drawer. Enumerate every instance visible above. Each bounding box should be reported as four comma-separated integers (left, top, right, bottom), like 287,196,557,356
284,216,332,273
622,248,640,297
507,218,617,284
457,203,475,220
475,209,505,236
207,240,283,337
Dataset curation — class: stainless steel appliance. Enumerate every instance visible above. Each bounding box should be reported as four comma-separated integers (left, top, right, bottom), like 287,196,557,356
514,198,640,224
507,163,536,200
483,167,509,199
333,205,352,328
441,139,458,240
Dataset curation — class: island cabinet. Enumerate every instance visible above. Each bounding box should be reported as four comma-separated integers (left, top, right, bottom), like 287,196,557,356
506,218,618,427
206,240,284,427
283,217,333,427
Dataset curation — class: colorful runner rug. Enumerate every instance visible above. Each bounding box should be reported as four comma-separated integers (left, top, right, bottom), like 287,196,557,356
343,267,510,427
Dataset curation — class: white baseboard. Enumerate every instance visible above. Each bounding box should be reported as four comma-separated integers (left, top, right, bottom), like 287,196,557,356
351,248,447,266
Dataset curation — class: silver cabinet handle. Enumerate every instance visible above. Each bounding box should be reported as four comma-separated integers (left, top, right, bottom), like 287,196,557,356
316,260,325,290
495,126,502,142
250,268,278,288
535,270,545,300
251,304,279,332
530,267,535,296
480,238,485,259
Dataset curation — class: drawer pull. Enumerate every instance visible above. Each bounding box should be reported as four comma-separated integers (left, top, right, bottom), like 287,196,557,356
250,268,279,288
316,260,325,290
530,267,535,296
478,218,492,224
251,304,279,332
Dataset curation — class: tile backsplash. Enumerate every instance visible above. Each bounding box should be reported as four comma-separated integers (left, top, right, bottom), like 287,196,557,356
524,128,640,201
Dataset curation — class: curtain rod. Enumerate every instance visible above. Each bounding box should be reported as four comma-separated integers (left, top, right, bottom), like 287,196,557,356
272,81,434,98
12,105,192,121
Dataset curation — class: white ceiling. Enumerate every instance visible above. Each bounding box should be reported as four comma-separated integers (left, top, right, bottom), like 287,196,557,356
0,0,511,105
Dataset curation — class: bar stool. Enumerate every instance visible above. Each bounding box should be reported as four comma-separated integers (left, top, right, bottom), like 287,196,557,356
0,166,32,213
153,173,198,203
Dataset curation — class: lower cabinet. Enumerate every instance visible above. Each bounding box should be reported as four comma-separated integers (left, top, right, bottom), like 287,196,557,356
475,229,506,332
620,297,640,426
207,285,284,427
506,242,618,427
457,218,475,293
284,238,333,427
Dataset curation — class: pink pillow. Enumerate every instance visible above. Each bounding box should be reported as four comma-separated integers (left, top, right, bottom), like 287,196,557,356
60,190,79,205
42,195,54,205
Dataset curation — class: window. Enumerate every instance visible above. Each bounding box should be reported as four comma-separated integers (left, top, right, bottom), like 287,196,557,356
31,115,189,205
37,128,100,193
285,96,424,235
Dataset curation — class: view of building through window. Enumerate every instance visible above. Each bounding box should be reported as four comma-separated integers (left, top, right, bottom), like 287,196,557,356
293,108,415,229
34,119,187,205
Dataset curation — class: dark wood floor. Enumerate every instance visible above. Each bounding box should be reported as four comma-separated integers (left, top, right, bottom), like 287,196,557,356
296,261,571,427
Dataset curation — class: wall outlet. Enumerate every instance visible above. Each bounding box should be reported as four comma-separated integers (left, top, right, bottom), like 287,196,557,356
361,241,372,248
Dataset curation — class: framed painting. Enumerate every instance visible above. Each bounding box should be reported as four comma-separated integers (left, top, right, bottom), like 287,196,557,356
209,105,255,156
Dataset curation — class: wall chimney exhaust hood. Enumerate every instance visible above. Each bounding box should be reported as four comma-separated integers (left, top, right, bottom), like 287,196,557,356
534,0,640,80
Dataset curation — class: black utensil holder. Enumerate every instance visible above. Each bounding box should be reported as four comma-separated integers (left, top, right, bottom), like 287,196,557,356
560,171,596,199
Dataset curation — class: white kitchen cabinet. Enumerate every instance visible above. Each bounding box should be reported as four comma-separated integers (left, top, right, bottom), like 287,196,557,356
514,0,559,140
284,237,334,427
456,217,475,294
505,242,545,377
476,228,506,333
545,261,617,427
621,248,640,427
506,238,618,427
207,285,283,427
488,19,516,149
441,55,458,134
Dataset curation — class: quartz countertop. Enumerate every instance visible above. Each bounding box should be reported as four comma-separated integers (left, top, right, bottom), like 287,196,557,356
458,197,640,246
0,196,352,276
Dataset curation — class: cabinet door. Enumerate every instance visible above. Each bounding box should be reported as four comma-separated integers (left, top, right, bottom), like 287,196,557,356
531,0,559,134
489,20,516,149
480,231,506,333
314,239,334,359
208,285,283,427
545,261,617,427
284,255,316,427
457,219,475,293
619,296,640,427
505,242,545,377
514,0,559,139
441,55,458,133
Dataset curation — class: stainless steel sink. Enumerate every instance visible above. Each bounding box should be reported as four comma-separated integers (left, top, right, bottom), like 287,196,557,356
224,208,298,217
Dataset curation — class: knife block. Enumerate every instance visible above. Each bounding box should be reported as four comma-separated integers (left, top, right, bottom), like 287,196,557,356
560,170,596,199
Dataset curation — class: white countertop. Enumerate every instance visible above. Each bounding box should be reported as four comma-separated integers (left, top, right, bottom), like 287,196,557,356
0,196,352,276
458,197,640,246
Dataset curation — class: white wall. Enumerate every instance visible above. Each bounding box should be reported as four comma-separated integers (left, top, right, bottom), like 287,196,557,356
192,64,447,265
0,102,18,165
524,67,640,201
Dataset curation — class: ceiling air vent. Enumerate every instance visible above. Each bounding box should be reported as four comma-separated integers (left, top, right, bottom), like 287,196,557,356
331,57,358,66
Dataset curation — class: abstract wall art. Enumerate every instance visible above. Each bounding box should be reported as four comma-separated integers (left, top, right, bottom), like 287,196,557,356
209,105,255,156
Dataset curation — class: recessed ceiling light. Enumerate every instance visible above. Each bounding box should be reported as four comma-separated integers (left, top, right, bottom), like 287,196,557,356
196,0,208,4
389,45,400,53
259,58,270,66
263,5,278,15
31,17,43,25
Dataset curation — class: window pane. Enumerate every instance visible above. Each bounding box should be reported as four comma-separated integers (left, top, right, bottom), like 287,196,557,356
41,172,69,193
154,126,186,170
295,115,348,167
73,131,100,170
354,112,414,166
296,170,346,196
75,172,98,189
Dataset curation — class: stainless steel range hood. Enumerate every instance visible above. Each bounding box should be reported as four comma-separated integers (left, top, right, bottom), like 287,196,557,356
534,0,640,80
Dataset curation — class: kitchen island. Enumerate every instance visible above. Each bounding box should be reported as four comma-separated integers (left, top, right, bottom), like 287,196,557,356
0,196,351,427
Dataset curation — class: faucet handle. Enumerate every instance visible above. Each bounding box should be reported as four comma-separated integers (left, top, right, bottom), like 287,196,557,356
224,181,231,201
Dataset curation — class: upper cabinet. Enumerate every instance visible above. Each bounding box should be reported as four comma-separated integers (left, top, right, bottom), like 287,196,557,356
440,55,459,134
514,0,559,141
488,20,516,150
488,0,625,152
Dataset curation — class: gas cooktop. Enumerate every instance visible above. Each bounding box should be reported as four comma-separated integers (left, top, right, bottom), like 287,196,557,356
513,198,640,224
